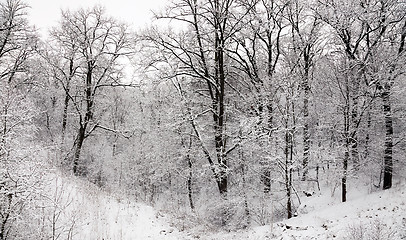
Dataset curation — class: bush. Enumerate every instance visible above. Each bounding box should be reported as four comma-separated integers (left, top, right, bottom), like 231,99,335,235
346,219,397,240
203,197,250,231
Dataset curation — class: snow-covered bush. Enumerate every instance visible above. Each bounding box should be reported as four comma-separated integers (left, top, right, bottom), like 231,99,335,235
346,219,398,240
203,196,250,231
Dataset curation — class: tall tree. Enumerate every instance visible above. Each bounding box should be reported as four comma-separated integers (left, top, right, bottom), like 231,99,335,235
373,3,406,190
48,6,132,175
316,0,406,199
47,23,80,144
286,0,320,180
145,0,244,197
231,0,289,193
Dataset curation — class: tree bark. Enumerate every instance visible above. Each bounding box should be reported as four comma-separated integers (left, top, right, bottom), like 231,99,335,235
364,105,372,160
285,130,293,219
72,62,94,174
186,135,194,210
350,73,360,171
240,146,250,225
342,149,348,202
262,102,273,193
72,125,85,175
302,48,311,180
213,0,228,197
61,58,75,143
382,88,393,190
342,77,350,203
61,89,70,142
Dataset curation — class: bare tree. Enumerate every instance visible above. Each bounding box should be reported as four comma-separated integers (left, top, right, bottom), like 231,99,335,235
285,0,321,180
145,0,246,197
47,6,133,175
315,0,406,200
230,0,289,193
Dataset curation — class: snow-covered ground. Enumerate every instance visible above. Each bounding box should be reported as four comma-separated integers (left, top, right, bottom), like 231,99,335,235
43,172,406,240
42,172,189,240
201,183,406,240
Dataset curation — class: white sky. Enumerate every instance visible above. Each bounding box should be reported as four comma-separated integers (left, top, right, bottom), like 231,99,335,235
27,0,167,37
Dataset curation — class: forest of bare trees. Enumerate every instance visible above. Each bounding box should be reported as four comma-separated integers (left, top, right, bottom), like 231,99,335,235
0,0,405,238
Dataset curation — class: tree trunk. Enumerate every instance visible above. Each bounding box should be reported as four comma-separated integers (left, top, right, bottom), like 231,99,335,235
342,149,348,202
187,156,194,210
350,135,359,170
380,17,404,189
341,69,351,203
190,0,228,197
72,62,93,174
61,58,74,142
342,106,349,202
85,63,94,121
260,102,271,192
316,164,321,191
302,73,310,180
213,0,227,197
186,135,194,210
261,167,271,194
242,165,250,225
301,43,312,180
258,99,271,193
364,105,372,159
382,89,393,190
350,59,364,172
72,125,85,175
285,131,293,219
351,95,359,171
261,91,274,193
61,92,69,142
216,170,227,196
239,143,250,226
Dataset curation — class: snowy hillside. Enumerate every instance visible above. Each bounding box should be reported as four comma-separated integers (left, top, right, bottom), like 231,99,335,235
200,184,406,240
41,172,190,240
2,1,406,239
43,172,406,240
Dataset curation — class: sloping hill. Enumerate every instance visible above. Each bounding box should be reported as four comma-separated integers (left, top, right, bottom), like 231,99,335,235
41,172,191,240
200,185,406,240
41,171,406,240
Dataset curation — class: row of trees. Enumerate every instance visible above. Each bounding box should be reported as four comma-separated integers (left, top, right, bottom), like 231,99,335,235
141,0,406,220
1,0,406,236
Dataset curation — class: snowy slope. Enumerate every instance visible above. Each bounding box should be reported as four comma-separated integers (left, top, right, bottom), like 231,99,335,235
199,186,406,240
42,172,191,240
42,172,406,240
273,187,406,239
77,196,183,240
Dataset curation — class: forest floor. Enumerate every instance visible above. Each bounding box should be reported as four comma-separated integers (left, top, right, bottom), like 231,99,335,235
198,180,406,240
43,172,185,240
48,172,406,240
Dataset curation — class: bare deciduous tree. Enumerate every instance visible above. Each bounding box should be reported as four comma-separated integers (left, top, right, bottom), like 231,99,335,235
47,6,132,175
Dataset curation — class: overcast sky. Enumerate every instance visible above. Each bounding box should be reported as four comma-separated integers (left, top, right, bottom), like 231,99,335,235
28,0,167,37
